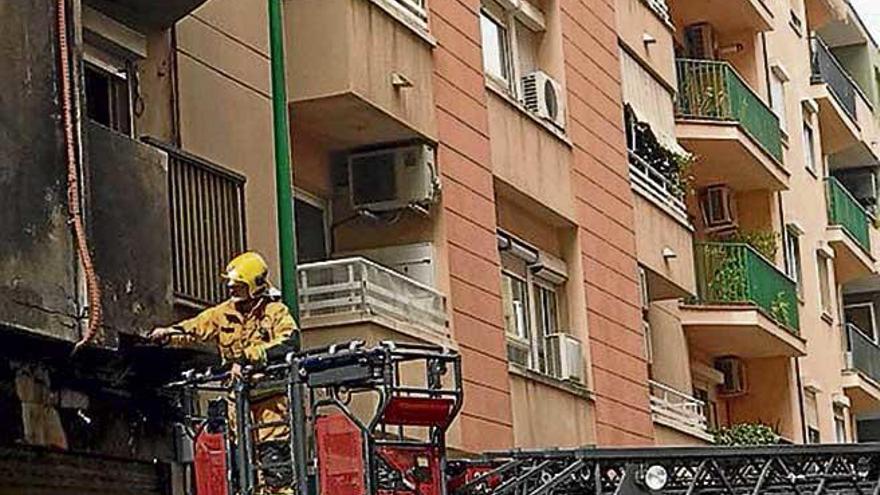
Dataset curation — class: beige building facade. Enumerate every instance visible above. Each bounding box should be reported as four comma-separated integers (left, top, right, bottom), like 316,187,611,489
619,0,880,445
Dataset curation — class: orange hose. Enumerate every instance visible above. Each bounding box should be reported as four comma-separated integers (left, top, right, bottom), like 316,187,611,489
56,0,103,353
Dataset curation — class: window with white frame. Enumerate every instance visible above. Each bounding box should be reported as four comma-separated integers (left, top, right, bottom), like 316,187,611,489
500,234,568,378
818,252,833,317
479,0,546,100
784,225,803,295
844,302,876,341
834,405,848,443
84,43,134,136
393,0,427,22
770,70,788,134
803,118,818,174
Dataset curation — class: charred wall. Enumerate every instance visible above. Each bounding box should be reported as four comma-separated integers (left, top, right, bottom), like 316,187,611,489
0,0,80,342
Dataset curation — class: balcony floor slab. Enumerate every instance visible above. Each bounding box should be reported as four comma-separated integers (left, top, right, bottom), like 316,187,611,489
827,226,875,284
677,120,789,192
681,304,806,358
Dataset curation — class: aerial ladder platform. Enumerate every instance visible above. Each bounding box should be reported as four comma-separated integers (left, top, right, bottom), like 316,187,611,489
164,341,880,495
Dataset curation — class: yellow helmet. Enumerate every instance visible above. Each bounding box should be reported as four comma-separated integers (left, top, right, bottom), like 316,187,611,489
222,252,269,298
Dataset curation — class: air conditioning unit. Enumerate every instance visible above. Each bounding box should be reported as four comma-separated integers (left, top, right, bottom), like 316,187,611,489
507,337,531,368
546,333,583,382
340,242,435,287
521,71,565,129
700,185,737,232
348,143,437,212
684,23,717,60
715,356,748,397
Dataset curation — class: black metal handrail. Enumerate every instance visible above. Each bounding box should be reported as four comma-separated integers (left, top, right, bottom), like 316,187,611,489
811,36,858,122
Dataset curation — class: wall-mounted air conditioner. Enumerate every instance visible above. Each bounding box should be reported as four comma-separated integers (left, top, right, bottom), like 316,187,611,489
546,333,583,382
348,143,437,212
715,356,748,397
521,71,565,129
700,185,737,233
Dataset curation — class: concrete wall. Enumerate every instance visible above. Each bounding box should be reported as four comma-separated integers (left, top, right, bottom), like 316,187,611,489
173,0,282,281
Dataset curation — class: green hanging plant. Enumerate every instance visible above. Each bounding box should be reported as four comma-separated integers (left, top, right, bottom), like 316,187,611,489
713,423,779,446
770,291,792,327
725,230,780,261
705,245,747,303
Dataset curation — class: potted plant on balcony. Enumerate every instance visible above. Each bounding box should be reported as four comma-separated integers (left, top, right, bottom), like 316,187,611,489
713,422,780,446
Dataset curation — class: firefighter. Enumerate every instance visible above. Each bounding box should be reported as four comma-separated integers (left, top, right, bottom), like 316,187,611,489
149,251,297,493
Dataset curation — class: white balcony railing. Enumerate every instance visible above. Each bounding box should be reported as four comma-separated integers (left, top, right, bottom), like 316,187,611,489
298,257,448,338
649,380,710,436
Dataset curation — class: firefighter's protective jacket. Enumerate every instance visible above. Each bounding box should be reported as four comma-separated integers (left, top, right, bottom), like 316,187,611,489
169,290,296,365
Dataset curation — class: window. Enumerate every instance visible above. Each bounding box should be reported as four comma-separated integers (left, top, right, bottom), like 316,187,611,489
500,233,569,378
805,390,820,443
844,302,876,340
770,72,788,134
479,0,546,99
294,193,329,264
693,386,719,430
533,283,559,373
480,6,512,87
803,120,817,174
834,406,848,443
818,253,834,317
784,226,802,293
83,44,133,135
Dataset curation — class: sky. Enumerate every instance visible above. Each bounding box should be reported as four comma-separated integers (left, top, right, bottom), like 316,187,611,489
851,0,880,43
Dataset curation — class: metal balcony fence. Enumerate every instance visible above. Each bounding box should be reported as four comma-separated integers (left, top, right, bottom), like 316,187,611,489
649,380,708,434
846,323,880,384
147,139,247,307
826,176,872,253
675,59,784,163
811,36,858,122
694,242,800,333
628,151,688,219
298,257,448,337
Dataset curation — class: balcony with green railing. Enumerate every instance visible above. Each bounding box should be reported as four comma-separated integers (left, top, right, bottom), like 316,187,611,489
675,59,784,164
826,176,871,254
693,242,800,333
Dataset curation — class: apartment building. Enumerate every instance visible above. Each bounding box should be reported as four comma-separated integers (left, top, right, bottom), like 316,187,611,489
619,0,880,445
0,0,653,488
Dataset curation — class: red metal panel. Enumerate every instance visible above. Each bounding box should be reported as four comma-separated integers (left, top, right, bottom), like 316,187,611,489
194,431,229,495
381,397,455,427
376,445,443,495
315,413,366,495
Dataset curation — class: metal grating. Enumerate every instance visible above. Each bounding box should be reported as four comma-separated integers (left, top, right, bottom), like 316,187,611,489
146,138,247,308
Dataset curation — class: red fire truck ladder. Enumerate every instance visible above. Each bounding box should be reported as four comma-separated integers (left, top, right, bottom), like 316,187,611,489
448,444,880,495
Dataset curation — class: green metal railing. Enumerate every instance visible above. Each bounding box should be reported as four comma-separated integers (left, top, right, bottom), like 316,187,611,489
825,176,871,253
676,59,784,164
694,242,800,333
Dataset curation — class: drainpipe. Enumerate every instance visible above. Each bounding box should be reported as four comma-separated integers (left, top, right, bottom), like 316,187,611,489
268,0,300,324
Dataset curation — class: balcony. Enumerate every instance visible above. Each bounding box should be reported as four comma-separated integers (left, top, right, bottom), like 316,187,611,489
297,257,450,347
810,37,878,161
675,59,788,192
85,0,210,30
649,380,713,441
843,324,880,412
671,0,772,34
825,177,875,283
682,242,806,359
143,139,248,309
288,0,437,150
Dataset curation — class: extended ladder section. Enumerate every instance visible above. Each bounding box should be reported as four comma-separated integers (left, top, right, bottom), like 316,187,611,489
448,444,880,495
